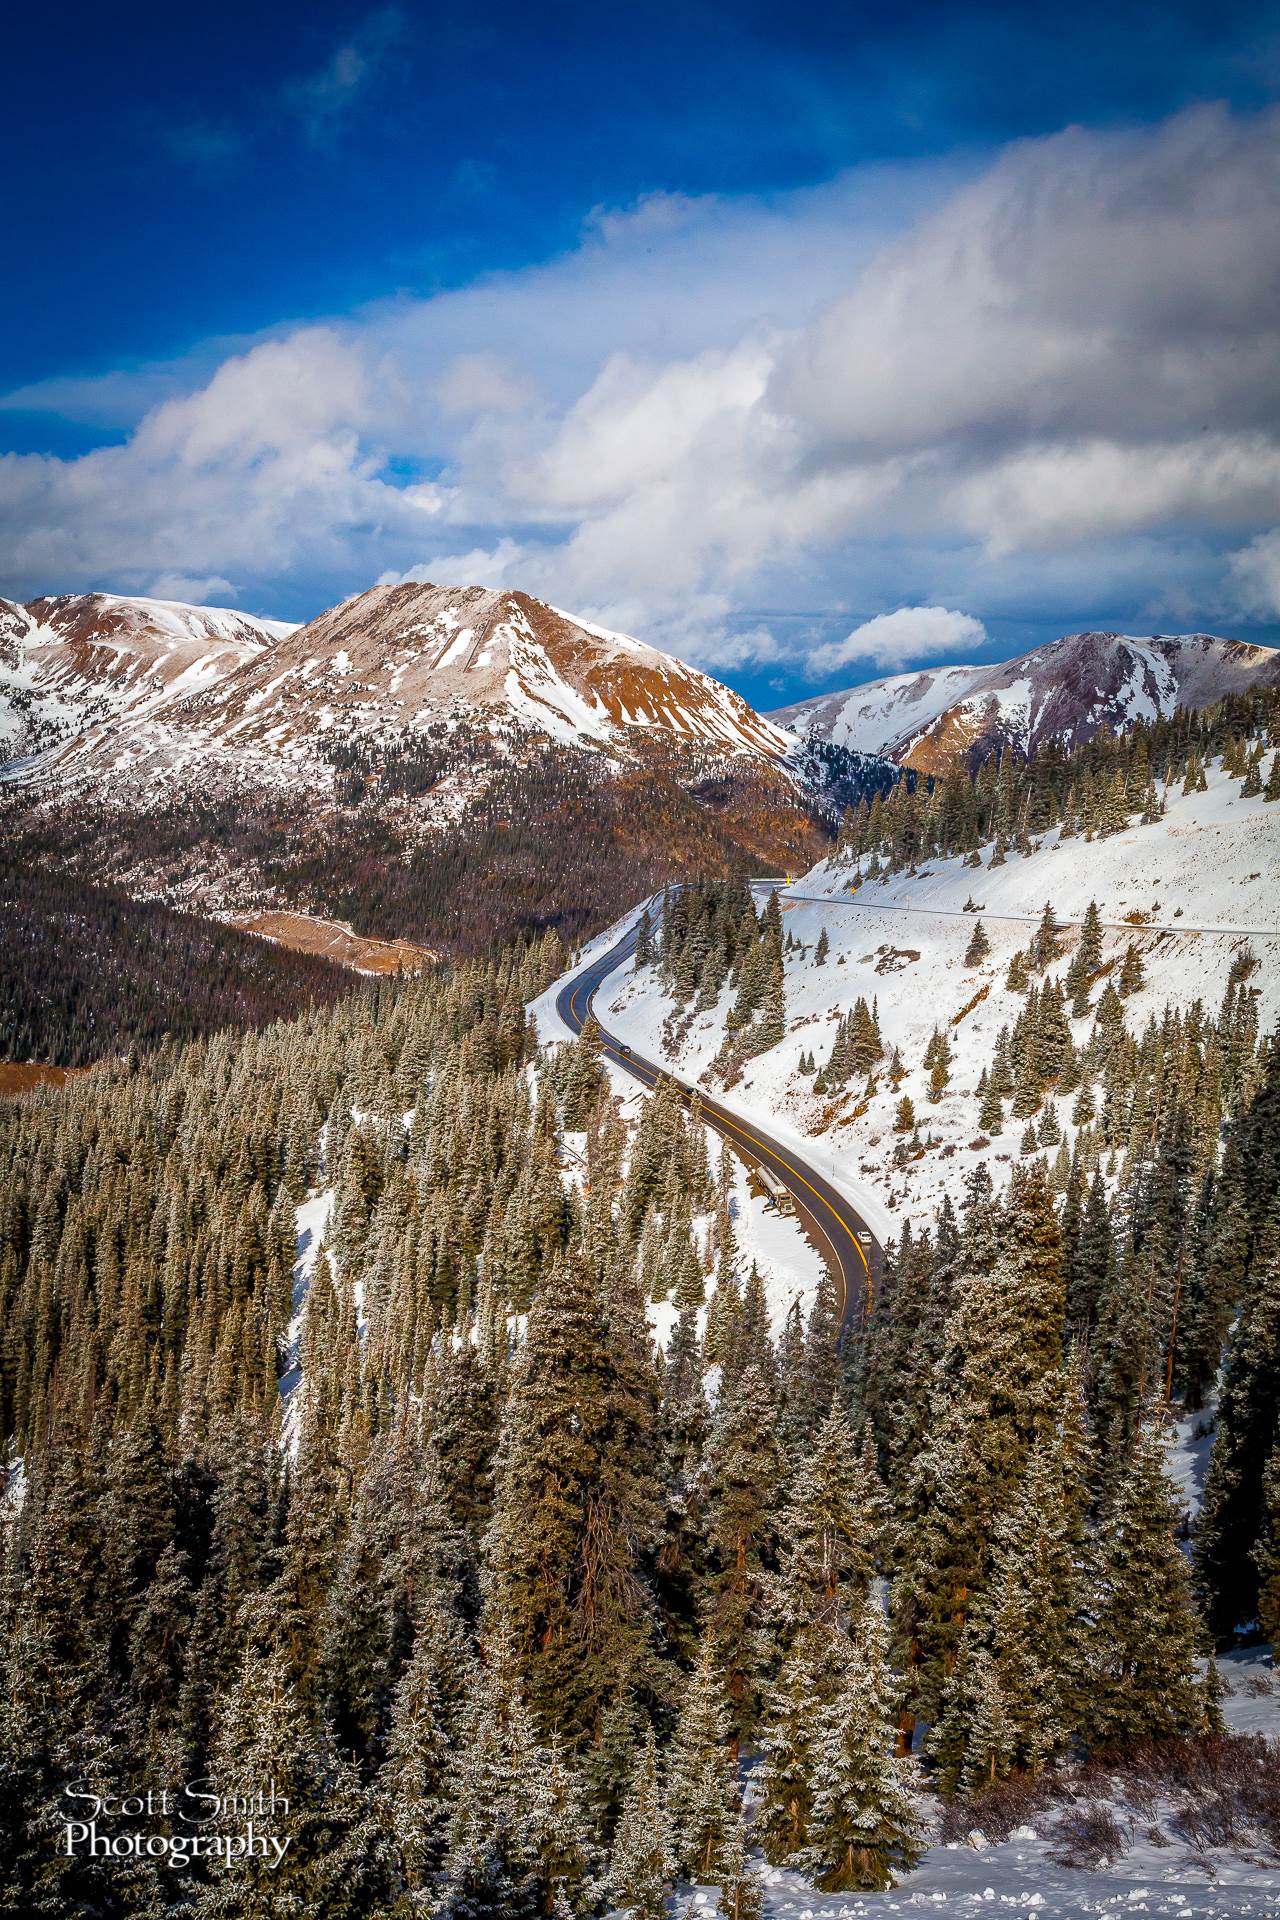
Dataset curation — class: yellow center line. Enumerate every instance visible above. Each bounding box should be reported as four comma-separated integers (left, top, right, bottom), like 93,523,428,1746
564,947,872,1322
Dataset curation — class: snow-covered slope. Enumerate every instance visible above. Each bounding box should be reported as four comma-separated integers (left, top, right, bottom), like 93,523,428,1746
594,757,1280,1236
772,631,1280,773
8,581,794,800
0,592,294,763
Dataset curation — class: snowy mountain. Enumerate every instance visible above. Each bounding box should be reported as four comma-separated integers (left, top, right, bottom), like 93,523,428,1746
7,581,794,799
590,749,1280,1241
0,592,295,765
771,630,1280,772
3,581,824,952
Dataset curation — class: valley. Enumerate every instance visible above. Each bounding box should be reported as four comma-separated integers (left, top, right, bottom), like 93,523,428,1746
1,581,1278,1920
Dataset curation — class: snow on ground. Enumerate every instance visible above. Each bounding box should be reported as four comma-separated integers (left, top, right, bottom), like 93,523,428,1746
1164,1395,1219,1527
714,1149,824,1338
741,1832,1280,1918
669,1652,1280,1918
1216,1647,1280,1740
532,901,826,1337
591,764,1279,1244
278,1188,334,1448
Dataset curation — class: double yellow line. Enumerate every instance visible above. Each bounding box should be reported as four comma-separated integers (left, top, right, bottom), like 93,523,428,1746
565,957,872,1323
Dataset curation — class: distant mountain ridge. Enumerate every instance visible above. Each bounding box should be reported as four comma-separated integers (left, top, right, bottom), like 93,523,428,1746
14,591,1270,958
2,581,794,796
770,630,1280,772
1,581,827,955
0,592,294,765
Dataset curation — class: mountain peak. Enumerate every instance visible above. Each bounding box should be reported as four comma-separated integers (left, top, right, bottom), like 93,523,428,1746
0,590,295,764
1,578,795,794
770,628,1280,771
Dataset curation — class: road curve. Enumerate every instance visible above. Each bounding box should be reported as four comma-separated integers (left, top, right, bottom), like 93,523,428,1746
555,918,882,1335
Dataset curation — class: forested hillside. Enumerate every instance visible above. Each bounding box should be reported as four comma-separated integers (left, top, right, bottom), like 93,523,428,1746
0,849,356,1068
6,733,830,968
1,746,1277,1914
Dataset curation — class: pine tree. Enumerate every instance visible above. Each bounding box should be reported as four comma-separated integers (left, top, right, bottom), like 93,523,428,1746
1194,1208,1280,1640
1085,1423,1211,1748
483,1252,664,1738
1118,943,1145,996
893,1165,1065,1727
800,1605,924,1892
210,1595,400,1916
717,1800,764,1920
774,1405,887,1633
608,1727,672,1919
443,1621,544,1908
951,1647,1013,1799
703,1361,784,1744
931,1412,1087,1794
755,1624,845,1863
524,1734,594,1918
1253,1443,1280,1643
963,920,990,967
664,1633,738,1881
814,927,830,966
380,1598,473,1888
1033,902,1062,968
1077,899,1104,974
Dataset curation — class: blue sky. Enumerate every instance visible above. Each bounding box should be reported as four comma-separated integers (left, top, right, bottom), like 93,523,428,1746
3,0,1279,707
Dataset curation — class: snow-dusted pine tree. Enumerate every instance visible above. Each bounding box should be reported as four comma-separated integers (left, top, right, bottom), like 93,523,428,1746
608,1726,673,1919
663,1631,738,1881
800,1604,924,1892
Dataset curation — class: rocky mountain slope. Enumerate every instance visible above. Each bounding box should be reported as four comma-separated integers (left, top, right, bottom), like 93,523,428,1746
771,630,1280,772
1,582,830,956
6,581,794,799
0,592,295,764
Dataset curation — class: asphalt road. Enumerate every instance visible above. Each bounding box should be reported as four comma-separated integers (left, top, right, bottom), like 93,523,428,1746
555,919,882,1335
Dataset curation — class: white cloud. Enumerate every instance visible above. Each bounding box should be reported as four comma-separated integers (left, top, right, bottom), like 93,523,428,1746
146,573,238,604
434,354,535,421
0,329,444,597
1228,529,1280,617
3,106,1278,657
807,606,987,676
948,435,1280,554
377,537,531,591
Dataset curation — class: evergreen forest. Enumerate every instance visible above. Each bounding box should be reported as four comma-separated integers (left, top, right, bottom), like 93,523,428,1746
1,699,1278,1917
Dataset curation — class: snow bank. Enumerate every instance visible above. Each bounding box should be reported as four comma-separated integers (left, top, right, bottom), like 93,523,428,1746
592,766,1278,1243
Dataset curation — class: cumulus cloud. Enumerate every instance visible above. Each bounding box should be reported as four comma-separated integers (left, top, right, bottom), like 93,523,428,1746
377,537,531,591
807,606,987,676
3,105,1278,660
0,329,443,598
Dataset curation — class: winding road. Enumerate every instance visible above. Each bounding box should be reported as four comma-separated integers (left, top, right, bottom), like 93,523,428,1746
555,914,882,1334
